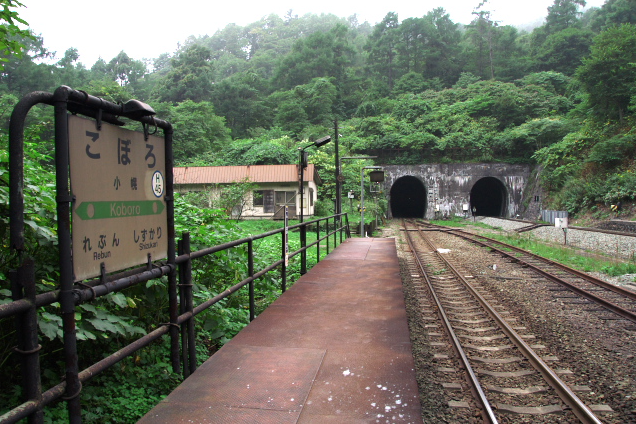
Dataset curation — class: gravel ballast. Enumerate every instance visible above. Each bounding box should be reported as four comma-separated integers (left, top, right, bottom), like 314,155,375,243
385,220,636,423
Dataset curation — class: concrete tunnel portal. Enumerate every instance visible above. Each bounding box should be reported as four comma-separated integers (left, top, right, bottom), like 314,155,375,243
470,177,507,217
390,176,427,218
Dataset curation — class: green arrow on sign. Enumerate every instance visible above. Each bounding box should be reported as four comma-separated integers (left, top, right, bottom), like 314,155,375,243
75,200,165,220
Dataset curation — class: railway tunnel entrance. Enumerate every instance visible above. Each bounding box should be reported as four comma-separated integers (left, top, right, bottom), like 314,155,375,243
470,177,507,217
390,176,427,218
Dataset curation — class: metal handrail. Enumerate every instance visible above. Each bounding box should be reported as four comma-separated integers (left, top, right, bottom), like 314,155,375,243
1,214,349,423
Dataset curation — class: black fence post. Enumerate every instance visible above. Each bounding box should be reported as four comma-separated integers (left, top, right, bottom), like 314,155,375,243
11,259,43,423
300,225,307,275
326,218,330,255
281,231,287,293
52,88,82,423
316,221,320,263
178,233,196,378
163,125,180,376
184,237,196,376
248,239,255,321
178,238,188,379
333,215,337,248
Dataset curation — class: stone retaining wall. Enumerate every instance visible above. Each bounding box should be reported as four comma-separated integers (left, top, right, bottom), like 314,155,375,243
596,220,636,234
478,217,636,260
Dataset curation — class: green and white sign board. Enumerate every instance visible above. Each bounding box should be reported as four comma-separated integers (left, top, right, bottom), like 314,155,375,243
69,115,167,281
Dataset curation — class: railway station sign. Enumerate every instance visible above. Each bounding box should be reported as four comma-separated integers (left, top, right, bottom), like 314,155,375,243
69,115,167,281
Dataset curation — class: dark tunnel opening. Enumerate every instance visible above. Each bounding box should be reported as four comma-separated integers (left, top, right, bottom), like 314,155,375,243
470,177,507,217
390,176,427,218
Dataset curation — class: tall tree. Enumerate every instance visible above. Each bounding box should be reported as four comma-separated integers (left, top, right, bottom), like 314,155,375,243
211,71,271,138
422,8,461,84
107,50,147,87
534,27,593,75
0,32,56,95
152,100,231,161
395,17,427,76
153,44,215,103
56,47,91,88
365,12,400,90
464,1,499,80
588,0,636,31
272,24,354,90
576,23,636,121
545,0,587,35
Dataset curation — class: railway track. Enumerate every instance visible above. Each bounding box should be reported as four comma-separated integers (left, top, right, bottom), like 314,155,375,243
417,220,636,324
401,219,612,423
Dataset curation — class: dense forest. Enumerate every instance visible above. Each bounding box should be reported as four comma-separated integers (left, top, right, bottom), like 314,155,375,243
2,0,636,216
1,0,636,420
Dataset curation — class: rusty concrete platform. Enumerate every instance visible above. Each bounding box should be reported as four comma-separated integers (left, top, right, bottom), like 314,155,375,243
139,238,422,423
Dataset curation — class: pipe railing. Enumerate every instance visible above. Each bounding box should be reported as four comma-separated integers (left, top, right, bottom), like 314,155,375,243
0,213,349,423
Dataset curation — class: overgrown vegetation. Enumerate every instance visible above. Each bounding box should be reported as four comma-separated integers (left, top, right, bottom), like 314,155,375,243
430,215,496,230
0,125,343,420
3,0,636,420
1,0,635,216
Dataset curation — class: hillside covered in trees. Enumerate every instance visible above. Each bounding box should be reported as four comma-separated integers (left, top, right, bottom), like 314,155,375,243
3,0,636,216
1,1,636,420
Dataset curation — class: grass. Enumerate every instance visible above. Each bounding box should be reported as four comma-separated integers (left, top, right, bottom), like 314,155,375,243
234,218,347,265
484,232,636,277
429,215,496,230
428,217,636,277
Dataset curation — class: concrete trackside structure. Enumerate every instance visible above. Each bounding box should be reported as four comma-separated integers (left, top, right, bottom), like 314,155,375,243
382,163,536,220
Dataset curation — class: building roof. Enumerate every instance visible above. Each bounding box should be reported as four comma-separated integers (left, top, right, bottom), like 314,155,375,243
174,164,321,185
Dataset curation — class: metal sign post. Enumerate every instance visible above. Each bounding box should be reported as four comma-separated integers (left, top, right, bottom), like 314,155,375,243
555,217,569,245
284,206,289,267
8,86,176,422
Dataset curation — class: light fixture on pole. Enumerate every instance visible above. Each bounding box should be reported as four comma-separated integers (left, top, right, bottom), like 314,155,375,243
338,156,377,217
298,135,331,274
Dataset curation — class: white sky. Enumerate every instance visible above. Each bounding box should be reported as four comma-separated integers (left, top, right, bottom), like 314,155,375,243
19,0,607,68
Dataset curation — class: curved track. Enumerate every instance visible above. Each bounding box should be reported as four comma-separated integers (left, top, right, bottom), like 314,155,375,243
418,220,636,323
402,219,605,423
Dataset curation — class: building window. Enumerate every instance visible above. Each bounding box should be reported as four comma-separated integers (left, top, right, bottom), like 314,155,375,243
275,191,296,206
261,190,275,213
309,188,314,207
534,195,540,202
254,190,264,206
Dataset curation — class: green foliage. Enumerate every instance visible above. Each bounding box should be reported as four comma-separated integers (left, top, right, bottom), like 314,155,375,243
534,27,594,75
200,137,297,166
576,23,636,120
66,340,180,423
153,44,215,103
273,24,354,92
211,71,271,138
0,0,34,69
545,0,587,35
497,117,575,160
216,178,259,219
453,72,481,89
7,5,636,419
151,100,231,163
586,134,636,167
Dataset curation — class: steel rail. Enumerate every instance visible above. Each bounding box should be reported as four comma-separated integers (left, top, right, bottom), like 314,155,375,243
455,229,636,301
412,222,604,424
442,228,636,323
402,220,498,424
